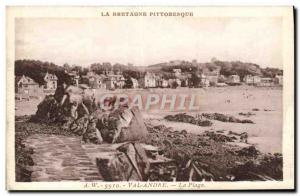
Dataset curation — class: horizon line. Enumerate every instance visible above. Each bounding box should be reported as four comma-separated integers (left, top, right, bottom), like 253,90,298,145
14,58,283,69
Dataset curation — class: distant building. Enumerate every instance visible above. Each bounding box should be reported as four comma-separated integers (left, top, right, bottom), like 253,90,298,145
156,78,169,88
176,78,182,86
258,78,274,86
15,75,40,99
139,72,157,88
103,70,125,89
168,78,182,88
161,79,169,88
199,73,210,87
43,72,58,91
203,67,220,86
243,75,261,85
66,71,80,87
274,75,283,86
183,73,192,87
188,71,209,88
131,77,139,88
175,74,190,87
173,69,182,77
180,78,189,87
82,72,106,89
104,78,115,90
103,69,114,76
227,75,241,85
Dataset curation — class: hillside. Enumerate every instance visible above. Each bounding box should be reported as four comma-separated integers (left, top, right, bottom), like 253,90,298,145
15,59,283,85
147,60,283,78
15,60,70,85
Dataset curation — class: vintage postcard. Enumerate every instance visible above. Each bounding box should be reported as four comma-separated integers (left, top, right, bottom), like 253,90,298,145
6,6,294,190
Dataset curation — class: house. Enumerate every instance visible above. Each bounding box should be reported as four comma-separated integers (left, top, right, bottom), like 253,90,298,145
168,78,182,88
177,74,190,87
243,75,261,85
104,78,115,90
82,72,106,89
162,79,169,88
183,73,192,87
258,78,274,86
156,78,169,88
173,69,182,77
188,71,209,88
180,79,189,87
139,72,157,88
15,75,40,99
199,73,210,87
115,75,126,88
131,77,139,88
175,78,182,87
274,75,283,86
203,67,220,86
43,72,58,91
66,71,80,87
103,70,125,89
226,75,241,85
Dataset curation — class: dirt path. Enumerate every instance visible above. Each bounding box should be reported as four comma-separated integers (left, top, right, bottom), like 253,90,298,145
24,134,103,181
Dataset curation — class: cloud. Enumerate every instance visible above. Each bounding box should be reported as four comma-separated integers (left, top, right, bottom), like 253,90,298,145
15,17,282,68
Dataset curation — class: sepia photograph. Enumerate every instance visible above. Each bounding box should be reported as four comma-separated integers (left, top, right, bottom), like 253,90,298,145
6,6,294,191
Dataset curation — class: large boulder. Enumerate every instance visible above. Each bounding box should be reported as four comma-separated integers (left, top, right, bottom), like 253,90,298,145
33,84,149,144
82,118,103,144
96,107,149,143
31,95,59,123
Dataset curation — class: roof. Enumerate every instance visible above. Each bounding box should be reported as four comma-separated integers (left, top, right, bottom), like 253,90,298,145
106,74,125,81
15,75,39,85
65,71,79,78
78,84,90,89
15,76,22,84
43,72,58,81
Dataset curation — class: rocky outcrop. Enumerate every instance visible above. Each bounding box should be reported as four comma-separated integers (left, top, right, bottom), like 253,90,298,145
146,123,281,181
201,113,254,124
164,113,213,127
31,85,149,144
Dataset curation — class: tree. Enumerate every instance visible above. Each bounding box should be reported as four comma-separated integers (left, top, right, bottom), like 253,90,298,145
90,62,113,74
123,70,142,80
261,68,283,78
171,81,178,89
71,65,82,73
218,75,227,83
63,63,71,72
181,80,187,87
15,59,69,85
123,76,133,88
190,73,201,87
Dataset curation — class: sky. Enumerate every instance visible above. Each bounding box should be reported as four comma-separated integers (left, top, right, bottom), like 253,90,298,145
15,17,282,68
